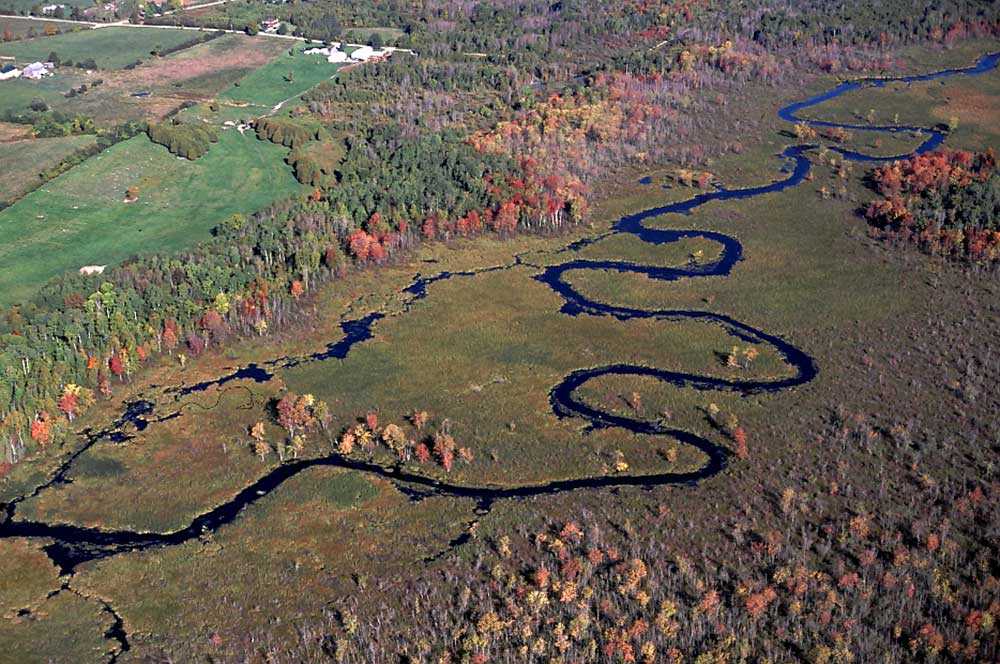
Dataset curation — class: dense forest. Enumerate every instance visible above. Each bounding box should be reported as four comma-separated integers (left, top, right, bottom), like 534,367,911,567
865,149,999,261
148,0,1000,61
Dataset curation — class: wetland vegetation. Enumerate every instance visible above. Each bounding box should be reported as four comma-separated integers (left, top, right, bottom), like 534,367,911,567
0,0,997,661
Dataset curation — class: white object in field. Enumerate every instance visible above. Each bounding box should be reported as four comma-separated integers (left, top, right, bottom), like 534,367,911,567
22,62,51,80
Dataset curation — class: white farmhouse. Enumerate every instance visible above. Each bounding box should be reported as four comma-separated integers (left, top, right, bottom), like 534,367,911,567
303,42,392,65
303,43,353,64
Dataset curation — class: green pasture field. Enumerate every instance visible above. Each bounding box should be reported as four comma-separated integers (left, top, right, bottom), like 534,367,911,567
6,34,291,126
0,133,97,204
0,26,197,68
0,130,303,305
218,43,341,109
145,33,283,98
0,68,85,115
28,33,289,126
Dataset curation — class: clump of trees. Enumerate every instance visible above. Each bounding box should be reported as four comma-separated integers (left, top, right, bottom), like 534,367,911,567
865,149,1000,262
336,410,472,472
2,105,100,138
246,391,331,461
255,116,327,149
147,121,219,159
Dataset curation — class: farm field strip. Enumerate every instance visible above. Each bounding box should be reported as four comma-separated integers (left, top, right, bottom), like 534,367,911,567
0,26,199,68
0,133,97,203
0,130,303,305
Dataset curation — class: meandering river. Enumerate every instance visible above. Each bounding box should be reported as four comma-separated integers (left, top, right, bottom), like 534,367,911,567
0,54,996,658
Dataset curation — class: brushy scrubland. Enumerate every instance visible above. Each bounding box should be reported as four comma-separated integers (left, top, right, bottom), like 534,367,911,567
275,483,1000,663
220,276,1000,662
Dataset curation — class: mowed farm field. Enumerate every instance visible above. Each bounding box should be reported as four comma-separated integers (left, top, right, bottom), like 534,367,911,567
0,131,303,305
218,43,340,108
0,33,290,122
0,30,313,304
0,132,97,204
0,26,198,68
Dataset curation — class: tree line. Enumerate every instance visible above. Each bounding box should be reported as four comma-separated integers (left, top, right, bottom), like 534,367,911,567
147,121,219,160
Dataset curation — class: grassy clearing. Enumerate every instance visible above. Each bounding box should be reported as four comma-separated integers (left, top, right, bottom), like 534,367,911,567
0,26,197,68
28,33,289,126
896,38,1000,70
0,68,85,115
0,538,60,615
14,382,289,531
0,133,96,204
0,120,31,141
0,130,303,305
144,33,286,97
280,267,720,484
218,43,341,108
571,232,723,268
70,484,470,656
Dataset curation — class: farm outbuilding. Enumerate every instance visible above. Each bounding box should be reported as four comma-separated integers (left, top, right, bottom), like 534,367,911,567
303,43,390,64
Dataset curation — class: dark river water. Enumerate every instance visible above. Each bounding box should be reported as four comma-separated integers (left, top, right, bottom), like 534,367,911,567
2,51,996,586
